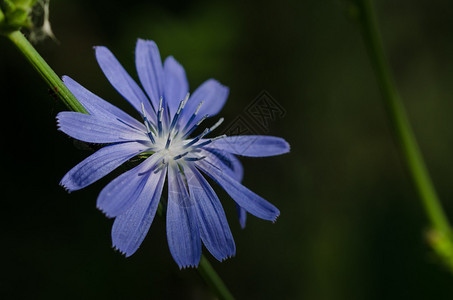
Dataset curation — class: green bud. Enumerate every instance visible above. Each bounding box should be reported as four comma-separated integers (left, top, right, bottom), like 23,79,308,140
0,0,38,35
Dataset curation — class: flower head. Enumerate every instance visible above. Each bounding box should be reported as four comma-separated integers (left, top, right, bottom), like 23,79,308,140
57,39,290,268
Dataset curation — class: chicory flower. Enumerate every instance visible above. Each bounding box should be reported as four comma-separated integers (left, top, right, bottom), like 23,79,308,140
58,39,289,268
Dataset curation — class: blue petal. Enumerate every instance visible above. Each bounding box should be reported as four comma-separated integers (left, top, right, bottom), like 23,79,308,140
201,148,247,228
186,166,235,261
202,148,244,181
135,39,164,111
62,76,145,130
95,46,155,119
97,155,161,217
163,56,189,117
167,164,201,268
60,142,149,191
57,112,148,143
210,135,290,157
225,153,244,182
111,167,166,257
196,161,280,222
182,79,229,123
236,205,247,229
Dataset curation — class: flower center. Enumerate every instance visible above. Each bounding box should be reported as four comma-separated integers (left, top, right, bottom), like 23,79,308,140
140,97,225,168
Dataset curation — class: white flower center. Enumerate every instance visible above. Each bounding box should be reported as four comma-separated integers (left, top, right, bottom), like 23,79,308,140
139,97,225,168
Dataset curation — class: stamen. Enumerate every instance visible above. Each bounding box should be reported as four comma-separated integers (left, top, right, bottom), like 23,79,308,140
197,115,209,126
159,97,163,111
153,162,167,174
141,103,152,128
190,140,211,149
168,93,190,142
174,152,189,160
182,100,204,134
163,97,189,149
183,93,190,105
160,96,172,129
157,98,165,137
184,156,206,162
191,134,227,149
209,117,224,132
194,100,203,115
169,97,188,133
183,128,210,149
182,114,209,139
212,134,227,141
165,136,172,149
172,129,180,140
141,102,156,143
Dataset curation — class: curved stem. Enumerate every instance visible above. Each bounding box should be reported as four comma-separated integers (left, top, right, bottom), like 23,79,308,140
6,30,87,113
355,0,453,270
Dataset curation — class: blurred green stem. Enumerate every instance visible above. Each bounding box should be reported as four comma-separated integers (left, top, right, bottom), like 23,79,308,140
6,30,235,298
157,203,234,300
355,0,453,270
198,255,235,300
6,30,87,113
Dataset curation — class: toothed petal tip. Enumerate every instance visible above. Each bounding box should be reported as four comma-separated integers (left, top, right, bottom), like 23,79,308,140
59,177,77,193
112,244,135,258
178,262,199,270
96,205,115,219
59,181,72,193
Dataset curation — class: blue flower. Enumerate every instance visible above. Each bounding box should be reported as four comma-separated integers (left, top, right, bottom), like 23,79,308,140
57,39,290,268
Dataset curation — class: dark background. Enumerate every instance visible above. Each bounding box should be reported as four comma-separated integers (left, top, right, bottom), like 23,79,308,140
1,0,453,299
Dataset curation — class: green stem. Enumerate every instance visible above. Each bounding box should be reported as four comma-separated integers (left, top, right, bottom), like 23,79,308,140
198,255,235,300
6,30,235,296
355,0,453,269
6,30,87,113
156,203,234,299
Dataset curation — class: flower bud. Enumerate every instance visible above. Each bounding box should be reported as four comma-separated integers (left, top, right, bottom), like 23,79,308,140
0,0,38,34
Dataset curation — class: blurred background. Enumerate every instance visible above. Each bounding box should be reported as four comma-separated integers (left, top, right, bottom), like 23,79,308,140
1,0,453,299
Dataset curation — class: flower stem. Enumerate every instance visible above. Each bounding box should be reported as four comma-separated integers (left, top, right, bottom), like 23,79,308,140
354,0,453,270
156,203,235,299
198,255,235,300
6,30,87,113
